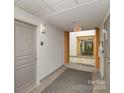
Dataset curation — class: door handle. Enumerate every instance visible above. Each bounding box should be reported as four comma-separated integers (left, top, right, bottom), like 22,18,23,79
35,57,37,61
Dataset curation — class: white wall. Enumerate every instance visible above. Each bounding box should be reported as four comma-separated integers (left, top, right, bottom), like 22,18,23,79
69,30,95,56
99,10,110,79
37,23,64,84
14,6,64,84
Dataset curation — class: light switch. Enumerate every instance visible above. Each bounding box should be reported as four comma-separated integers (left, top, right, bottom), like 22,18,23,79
40,41,44,46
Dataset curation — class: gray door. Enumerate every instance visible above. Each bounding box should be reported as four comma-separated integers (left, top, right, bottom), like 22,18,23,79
14,20,36,93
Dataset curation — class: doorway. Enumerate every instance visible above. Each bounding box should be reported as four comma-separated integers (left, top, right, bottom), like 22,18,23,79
64,29,100,70
14,20,36,93
69,30,96,66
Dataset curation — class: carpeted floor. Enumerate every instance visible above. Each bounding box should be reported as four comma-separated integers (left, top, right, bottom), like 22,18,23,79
41,68,92,93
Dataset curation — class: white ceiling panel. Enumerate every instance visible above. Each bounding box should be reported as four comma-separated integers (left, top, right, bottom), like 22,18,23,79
51,0,77,12
34,8,53,17
43,0,64,6
16,0,47,13
15,0,109,31
77,0,95,4
43,0,109,31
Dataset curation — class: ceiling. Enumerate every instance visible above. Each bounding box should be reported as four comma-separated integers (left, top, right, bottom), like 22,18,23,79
15,0,110,31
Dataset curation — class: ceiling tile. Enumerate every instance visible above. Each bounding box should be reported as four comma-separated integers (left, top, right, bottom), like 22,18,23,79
34,8,53,17
77,0,96,5
51,0,76,12
43,0,64,6
16,0,47,13
44,0,109,31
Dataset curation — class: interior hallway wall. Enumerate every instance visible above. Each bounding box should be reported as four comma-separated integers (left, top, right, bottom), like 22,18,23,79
14,6,64,84
37,23,64,84
100,11,110,93
103,15,110,93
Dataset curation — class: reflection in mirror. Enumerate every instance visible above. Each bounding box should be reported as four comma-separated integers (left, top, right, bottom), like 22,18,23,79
80,40,93,56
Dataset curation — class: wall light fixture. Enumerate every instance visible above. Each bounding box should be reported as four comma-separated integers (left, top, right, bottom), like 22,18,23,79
40,24,46,33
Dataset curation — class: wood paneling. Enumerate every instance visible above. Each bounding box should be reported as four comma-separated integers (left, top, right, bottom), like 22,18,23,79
64,31,69,64
95,27,100,69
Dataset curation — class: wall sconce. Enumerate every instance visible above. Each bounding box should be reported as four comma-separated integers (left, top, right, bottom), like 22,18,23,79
40,24,46,33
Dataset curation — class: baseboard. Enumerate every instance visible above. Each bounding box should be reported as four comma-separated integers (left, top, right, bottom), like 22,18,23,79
25,83,37,93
